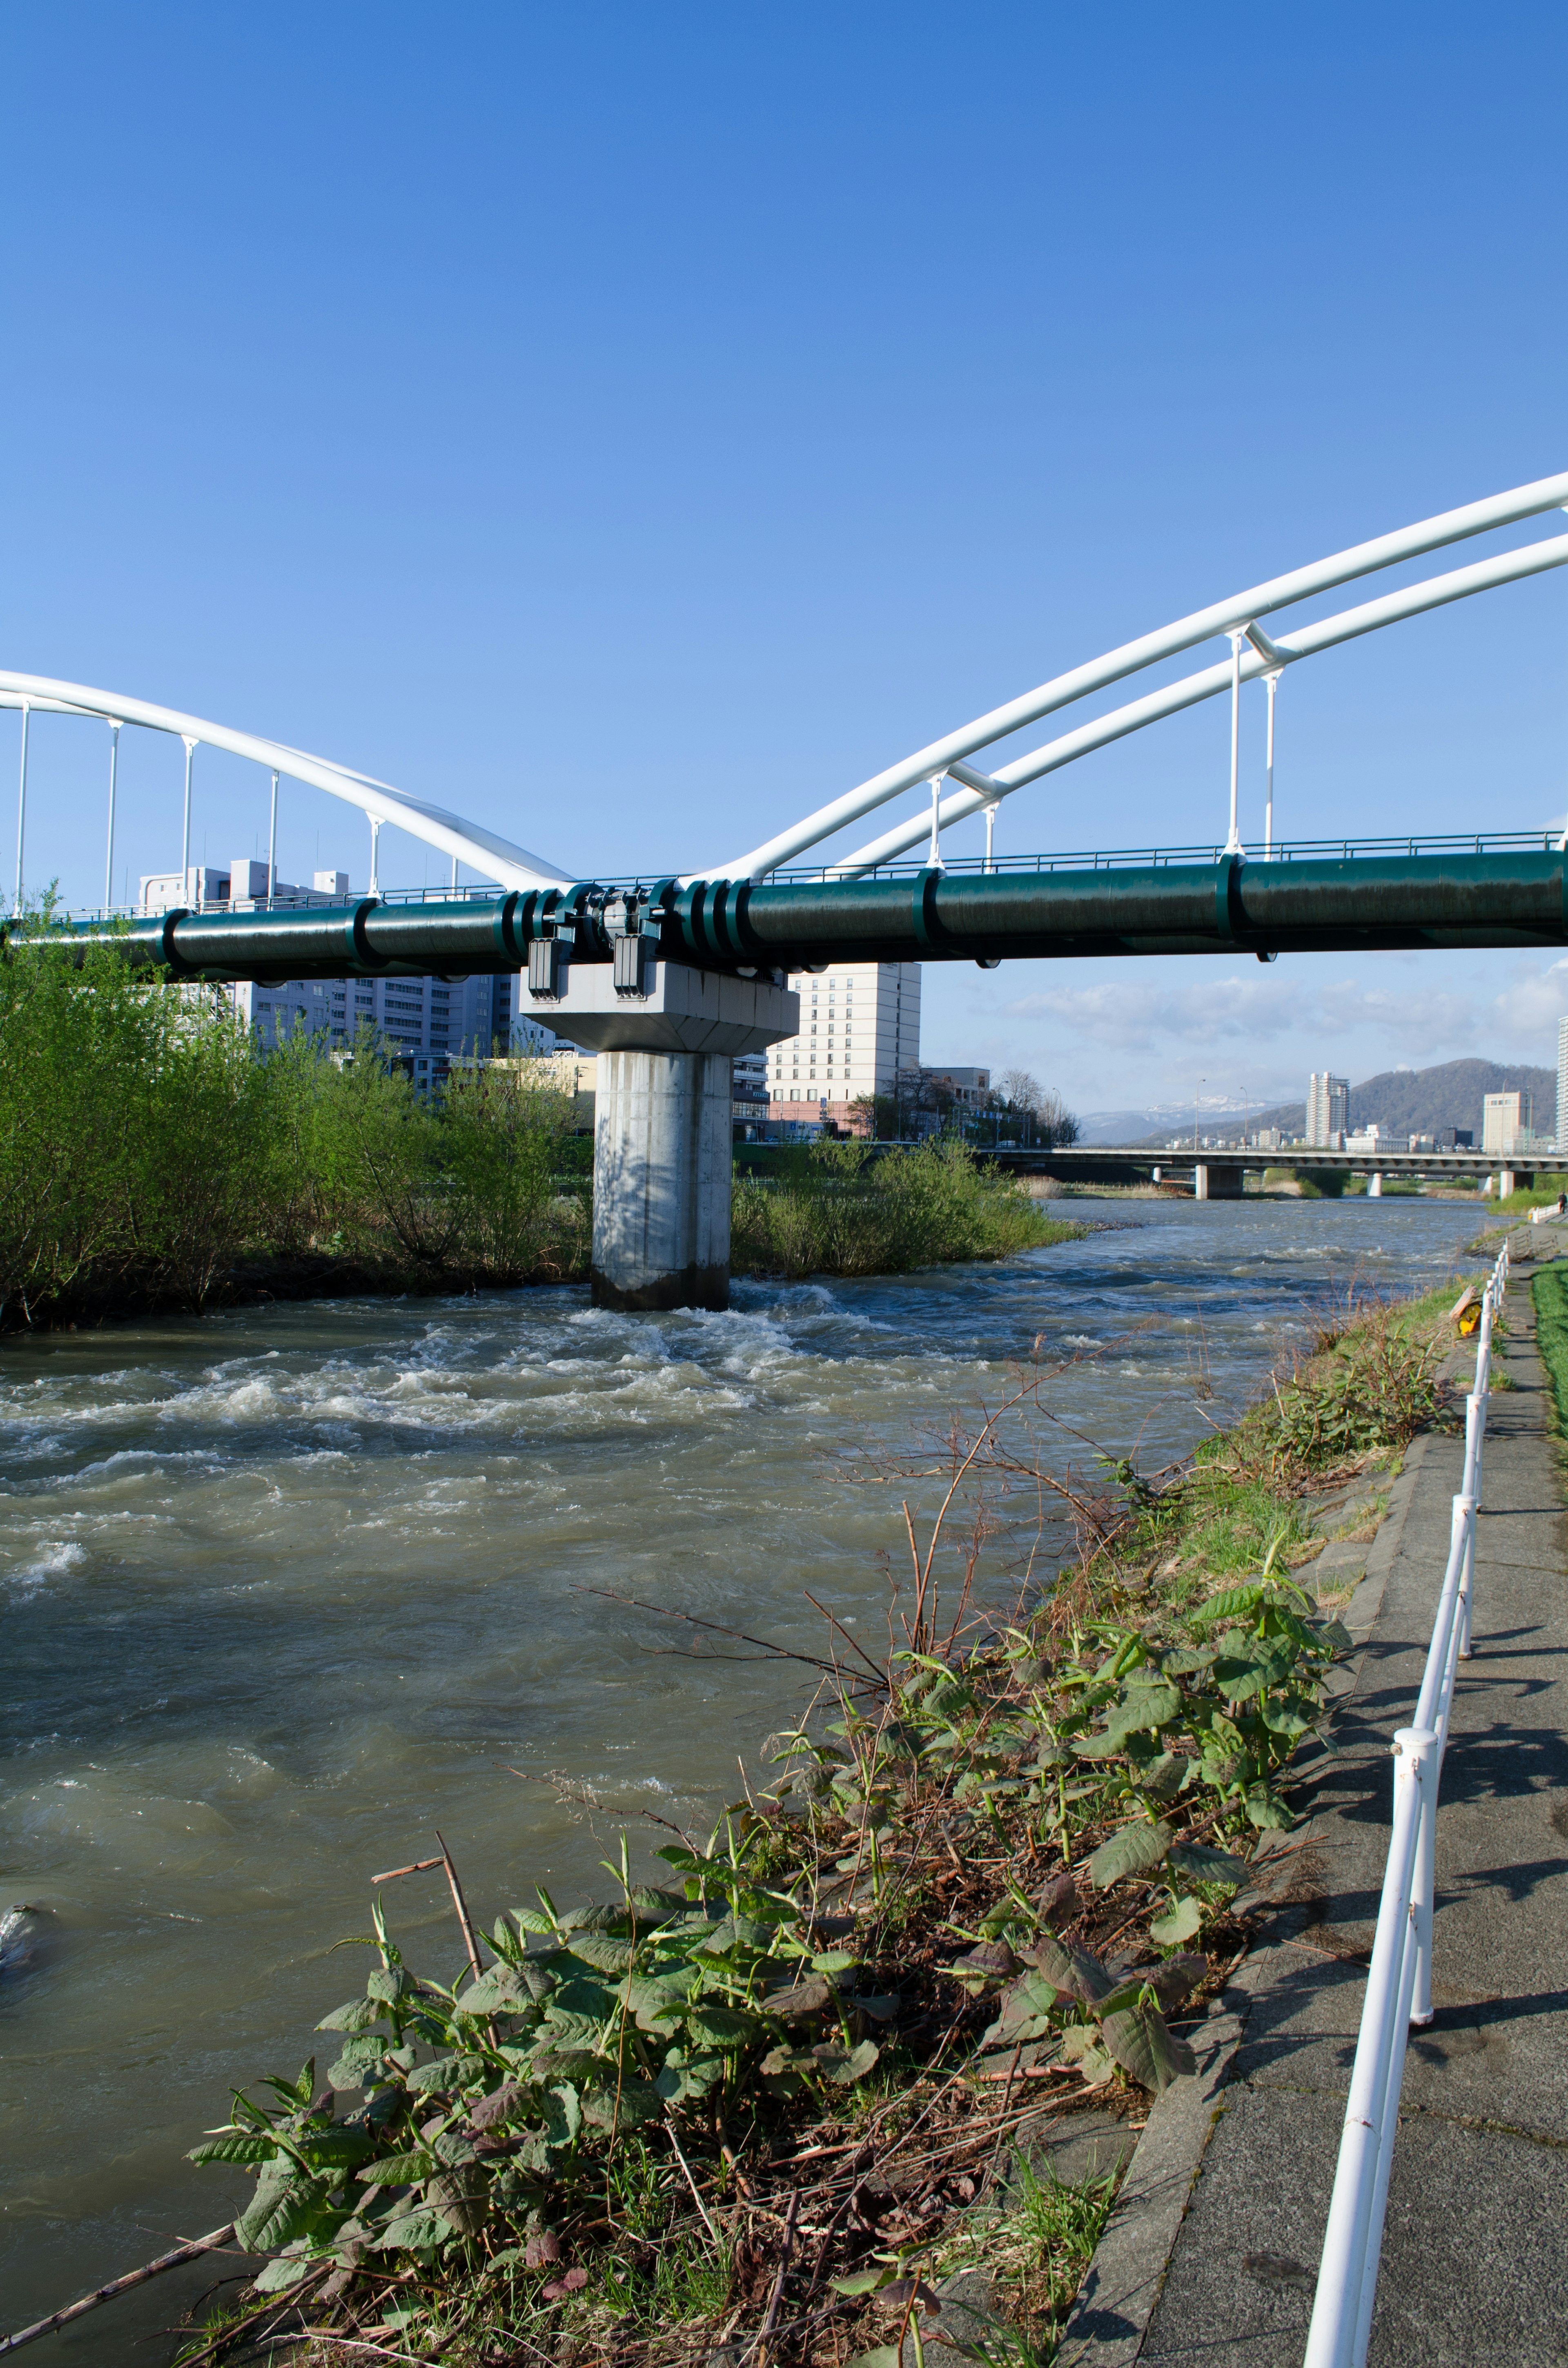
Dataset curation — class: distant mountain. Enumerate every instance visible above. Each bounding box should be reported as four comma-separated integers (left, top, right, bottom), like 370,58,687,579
1114,1058,1557,1148
1078,1097,1256,1145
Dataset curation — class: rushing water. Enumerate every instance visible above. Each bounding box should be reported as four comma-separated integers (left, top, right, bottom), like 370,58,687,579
0,1194,1485,2350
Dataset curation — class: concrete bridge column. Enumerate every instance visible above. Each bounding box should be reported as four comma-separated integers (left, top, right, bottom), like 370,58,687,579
591,1051,733,1309
518,954,798,1313
1369,1171,1383,1197
1501,1168,1517,1199
1194,1162,1244,1200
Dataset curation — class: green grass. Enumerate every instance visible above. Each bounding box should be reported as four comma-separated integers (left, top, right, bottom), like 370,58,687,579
940,2157,1121,2366
1532,1264,1568,1437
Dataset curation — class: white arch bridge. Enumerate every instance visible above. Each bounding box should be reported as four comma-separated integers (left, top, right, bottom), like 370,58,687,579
7,468,1568,1309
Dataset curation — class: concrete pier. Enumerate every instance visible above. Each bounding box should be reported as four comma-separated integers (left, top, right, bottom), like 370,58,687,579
519,955,798,1312
590,1050,734,1310
1193,1162,1245,1200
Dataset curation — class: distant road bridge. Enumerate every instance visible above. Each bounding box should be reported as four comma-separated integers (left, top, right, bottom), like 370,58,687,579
980,1144,1568,1197
9,470,1568,1305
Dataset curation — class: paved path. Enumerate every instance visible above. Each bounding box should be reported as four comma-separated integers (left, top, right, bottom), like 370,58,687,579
1105,1251,1568,2366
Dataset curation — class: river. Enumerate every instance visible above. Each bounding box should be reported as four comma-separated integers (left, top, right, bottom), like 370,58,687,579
0,1193,1486,2351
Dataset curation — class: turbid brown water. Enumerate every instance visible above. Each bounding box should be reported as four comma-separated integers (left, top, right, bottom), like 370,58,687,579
0,1195,1486,2355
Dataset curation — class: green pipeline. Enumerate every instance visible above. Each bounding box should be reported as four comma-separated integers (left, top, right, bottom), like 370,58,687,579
30,850,1568,983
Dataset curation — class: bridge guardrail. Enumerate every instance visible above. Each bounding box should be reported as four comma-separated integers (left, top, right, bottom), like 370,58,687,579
1302,1241,1508,2368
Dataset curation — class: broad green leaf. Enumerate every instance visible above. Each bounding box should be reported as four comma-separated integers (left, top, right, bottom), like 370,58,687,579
457,1967,532,2016
236,2170,328,2253
833,2268,895,2297
813,2038,880,2086
369,2208,451,2252
619,1973,688,2033
626,1884,686,1925
545,2084,581,2145
657,2051,727,2102
546,1972,617,2019
316,1998,386,2034
1108,1682,1183,1737
686,2006,757,2048
1188,1585,1269,1628
539,2008,610,2051
581,2075,664,2128
298,2129,374,2172
510,1906,557,1933
1149,1896,1204,1946
252,2257,314,2294
1102,2002,1196,2092
187,2134,276,2165
326,2035,388,2090
1244,1784,1294,1831
356,2150,433,2184
566,1935,632,1976
425,2164,490,2237
1168,1840,1252,1888
1031,1933,1113,2006
1134,1753,1188,1802
1088,1818,1174,1890
1160,1646,1218,1675
405,2055,463,2093
367,1969,413,2004
1212,1659,1270,1703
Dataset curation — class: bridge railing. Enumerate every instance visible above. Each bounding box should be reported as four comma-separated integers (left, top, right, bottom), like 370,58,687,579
769,828,1568,883
42,827,1568,923
1302,1240,1509,2368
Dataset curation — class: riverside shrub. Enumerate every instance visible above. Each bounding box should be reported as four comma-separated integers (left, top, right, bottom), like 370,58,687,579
731,1137,1075,1278
0,936,585,1324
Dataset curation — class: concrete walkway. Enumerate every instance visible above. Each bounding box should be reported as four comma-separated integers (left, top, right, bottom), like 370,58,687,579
1125,1251,1568,2366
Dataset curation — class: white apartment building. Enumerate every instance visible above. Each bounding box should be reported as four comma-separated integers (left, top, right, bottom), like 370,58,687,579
1306,1071,1350,1147
768,961,922,1124
139,859,552,1066
1558,1014,1567,1149
1483,1090,1534,1154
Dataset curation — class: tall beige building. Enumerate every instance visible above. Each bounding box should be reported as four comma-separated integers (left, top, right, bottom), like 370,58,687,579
1482,1090,1533,1153
768,961,921,1125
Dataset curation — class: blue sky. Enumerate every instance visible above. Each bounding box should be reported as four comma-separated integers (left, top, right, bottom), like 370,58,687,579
4,2,1566,1115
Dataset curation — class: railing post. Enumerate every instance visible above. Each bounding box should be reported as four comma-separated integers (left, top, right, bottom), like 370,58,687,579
1459,1390,1484,1668
1304,1728,1433,2368
1353,1740,1432,2368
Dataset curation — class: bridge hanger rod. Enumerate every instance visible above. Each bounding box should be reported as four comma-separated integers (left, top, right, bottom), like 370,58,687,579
711,470,1568,881
830,528,1568,875
0,672,569,895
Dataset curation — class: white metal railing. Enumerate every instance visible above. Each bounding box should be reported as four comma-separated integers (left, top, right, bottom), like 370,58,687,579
1303,1240,1509,2368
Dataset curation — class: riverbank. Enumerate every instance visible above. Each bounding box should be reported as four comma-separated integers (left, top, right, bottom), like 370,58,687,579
132,1271,1470,2368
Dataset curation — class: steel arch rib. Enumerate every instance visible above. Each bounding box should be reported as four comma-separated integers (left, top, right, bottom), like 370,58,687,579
834,530,1568,873
708,470,1568,881
0,671,570,892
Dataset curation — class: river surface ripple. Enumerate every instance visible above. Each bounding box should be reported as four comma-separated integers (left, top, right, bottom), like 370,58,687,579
0,1196,1484,2346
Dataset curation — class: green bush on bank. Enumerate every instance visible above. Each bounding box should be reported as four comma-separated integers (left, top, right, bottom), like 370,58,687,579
730,1137,1080,1277
0,934,586,1328
0,941,1076,1327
